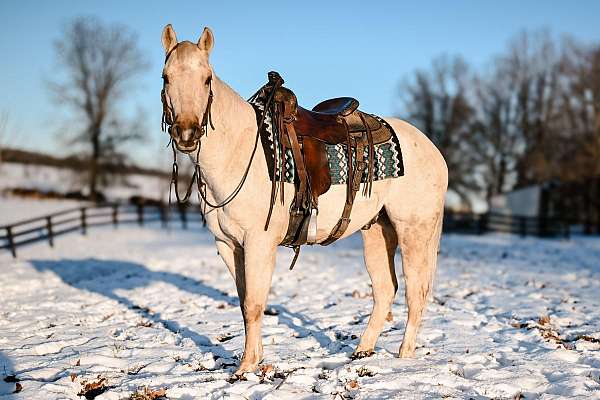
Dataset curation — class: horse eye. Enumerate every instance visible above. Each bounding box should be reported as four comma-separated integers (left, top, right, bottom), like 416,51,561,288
205,77,211,86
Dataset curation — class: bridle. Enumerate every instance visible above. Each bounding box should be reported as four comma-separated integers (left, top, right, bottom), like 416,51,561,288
161,46,282,219
160,80,214,140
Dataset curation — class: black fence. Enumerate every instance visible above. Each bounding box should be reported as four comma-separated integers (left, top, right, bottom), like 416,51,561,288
443,211,570,238
1,206,575,258
0,203,204,258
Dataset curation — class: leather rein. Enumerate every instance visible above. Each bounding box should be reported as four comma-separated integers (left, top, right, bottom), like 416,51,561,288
161,56,282,215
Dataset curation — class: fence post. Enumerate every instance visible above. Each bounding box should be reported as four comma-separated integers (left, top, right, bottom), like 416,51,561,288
137,203,144,226
159,204,168,228
46,216,54,248
519,217,527,237
6,226,16,258
564,220,571,239
112,204,119,227
538,214,548,237
583,185,592,235
477,213,488,235
80,208,87,235
179,205,187,229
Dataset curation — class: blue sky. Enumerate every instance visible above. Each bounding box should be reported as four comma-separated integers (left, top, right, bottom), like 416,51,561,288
1,0,599,167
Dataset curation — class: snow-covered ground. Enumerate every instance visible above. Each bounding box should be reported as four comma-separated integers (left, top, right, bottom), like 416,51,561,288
1,221,599,399
0,197,89,226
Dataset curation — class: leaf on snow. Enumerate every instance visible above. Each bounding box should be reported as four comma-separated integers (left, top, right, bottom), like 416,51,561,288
77,376,108,400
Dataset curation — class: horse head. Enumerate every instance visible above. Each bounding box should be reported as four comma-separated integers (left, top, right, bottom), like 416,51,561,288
160,24,215,153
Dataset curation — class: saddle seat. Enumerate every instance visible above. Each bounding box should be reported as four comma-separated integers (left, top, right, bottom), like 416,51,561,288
312,97,358,116
275,88,389,146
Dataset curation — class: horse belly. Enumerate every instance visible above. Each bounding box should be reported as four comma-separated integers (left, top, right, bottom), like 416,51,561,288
314,178,393,242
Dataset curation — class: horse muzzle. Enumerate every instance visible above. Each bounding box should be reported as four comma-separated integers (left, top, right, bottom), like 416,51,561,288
170,122,203,153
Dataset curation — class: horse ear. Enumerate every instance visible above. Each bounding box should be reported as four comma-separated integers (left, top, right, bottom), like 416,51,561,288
197,27,214,54
162,24,178,54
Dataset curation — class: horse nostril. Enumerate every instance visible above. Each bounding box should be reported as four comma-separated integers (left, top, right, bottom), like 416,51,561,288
171,125,181,139
193,125,202,139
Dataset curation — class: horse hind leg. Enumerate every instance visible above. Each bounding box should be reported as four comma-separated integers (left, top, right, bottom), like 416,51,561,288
391,208,443,358
353,211,398,358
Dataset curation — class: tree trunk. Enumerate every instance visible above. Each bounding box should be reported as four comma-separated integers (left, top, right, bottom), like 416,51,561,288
90,130,100,202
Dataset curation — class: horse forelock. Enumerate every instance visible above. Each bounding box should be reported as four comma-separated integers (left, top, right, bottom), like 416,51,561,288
165,41,209,70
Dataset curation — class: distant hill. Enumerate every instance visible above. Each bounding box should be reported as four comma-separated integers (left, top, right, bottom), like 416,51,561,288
1,147,170,178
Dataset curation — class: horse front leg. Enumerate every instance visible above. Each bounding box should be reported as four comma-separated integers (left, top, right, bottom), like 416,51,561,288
234,234,277,377
215,239,245,300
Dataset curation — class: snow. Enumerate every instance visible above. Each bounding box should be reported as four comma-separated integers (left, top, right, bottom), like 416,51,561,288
0,219,599,398
0,197,88,226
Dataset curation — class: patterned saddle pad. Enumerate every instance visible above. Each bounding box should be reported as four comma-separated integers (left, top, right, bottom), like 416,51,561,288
249,96,404,186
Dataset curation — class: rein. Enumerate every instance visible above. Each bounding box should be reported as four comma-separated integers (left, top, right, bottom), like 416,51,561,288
162,69,283,218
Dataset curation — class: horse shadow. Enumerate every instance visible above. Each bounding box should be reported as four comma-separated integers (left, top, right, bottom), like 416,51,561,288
29,258,337,360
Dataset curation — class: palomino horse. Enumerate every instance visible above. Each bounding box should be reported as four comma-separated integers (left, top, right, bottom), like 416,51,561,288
160,25,448,377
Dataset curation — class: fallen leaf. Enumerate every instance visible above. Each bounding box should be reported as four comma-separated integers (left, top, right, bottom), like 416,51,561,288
578,335,600,343
346,379,359,389
77,376,108,400
14,382,22,393
357,366,375,377
70,373,77,382
538,315,551,325
216,333,234,342
136,319,153,328
351,290,370,299
129,386,167,400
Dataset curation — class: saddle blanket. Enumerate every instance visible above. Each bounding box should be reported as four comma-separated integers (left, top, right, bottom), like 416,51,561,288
249,94,404,185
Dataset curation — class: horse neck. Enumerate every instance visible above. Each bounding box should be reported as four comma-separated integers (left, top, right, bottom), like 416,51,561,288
194,75,256,190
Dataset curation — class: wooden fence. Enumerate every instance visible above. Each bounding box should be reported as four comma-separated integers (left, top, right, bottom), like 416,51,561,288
443,211,570,238
0,206,576,258
0,203,204,258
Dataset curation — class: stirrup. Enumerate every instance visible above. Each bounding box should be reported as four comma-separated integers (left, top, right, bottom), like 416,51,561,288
307,208,318,244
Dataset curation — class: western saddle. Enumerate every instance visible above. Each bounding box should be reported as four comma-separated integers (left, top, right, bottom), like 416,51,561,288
260,72,392,263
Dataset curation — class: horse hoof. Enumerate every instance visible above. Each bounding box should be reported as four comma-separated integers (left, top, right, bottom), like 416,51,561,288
351,350,374,360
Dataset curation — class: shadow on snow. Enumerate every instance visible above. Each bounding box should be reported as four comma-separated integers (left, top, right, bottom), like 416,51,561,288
30,258,337,361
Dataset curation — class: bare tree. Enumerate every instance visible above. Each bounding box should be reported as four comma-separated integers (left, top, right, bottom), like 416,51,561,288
399,55,480,207
0,110,10,167
556,37,600,180
398,30,600,211
471,73,520,207
49,17,148,200
496,30,563,186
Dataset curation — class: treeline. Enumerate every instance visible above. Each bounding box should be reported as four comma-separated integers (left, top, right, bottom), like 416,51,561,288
1,148,169,178
399,30,600,209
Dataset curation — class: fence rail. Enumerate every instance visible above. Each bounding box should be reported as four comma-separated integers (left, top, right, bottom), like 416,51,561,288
443,211,570,238
1,205,576,258
0,203,204,258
